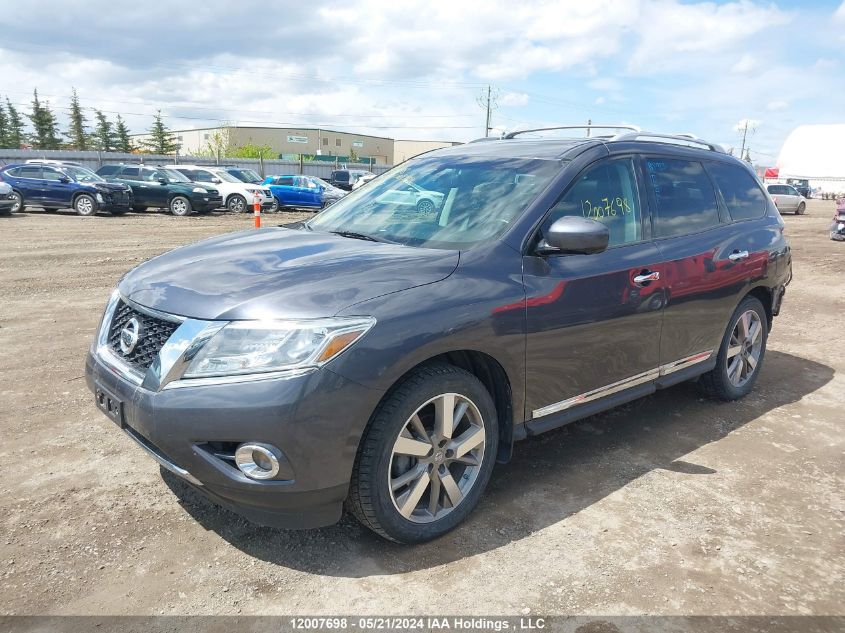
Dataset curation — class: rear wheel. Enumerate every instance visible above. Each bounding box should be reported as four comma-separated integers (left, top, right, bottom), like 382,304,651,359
416,198,436,214
796,202,806,215
73,194,97,216
169,196,192,216
348,364,498,543
699,296,767,401
227,194,247,213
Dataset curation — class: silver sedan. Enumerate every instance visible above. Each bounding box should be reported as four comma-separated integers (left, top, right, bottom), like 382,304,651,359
766,183,806,215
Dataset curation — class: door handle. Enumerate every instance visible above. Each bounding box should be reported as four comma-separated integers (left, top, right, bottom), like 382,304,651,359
728,250,749,262
633,271,660,284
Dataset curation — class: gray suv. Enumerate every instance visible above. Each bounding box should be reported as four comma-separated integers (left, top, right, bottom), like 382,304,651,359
86,127,792,543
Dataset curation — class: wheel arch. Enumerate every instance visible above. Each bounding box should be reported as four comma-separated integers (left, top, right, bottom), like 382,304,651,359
375,349,516,463
745,285,773,330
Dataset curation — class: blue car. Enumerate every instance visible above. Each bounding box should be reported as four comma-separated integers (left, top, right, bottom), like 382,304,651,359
0,161,133,216
262,175,322,209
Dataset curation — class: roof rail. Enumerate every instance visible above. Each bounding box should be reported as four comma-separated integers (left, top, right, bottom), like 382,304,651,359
503,124,640,140
610,131,725,153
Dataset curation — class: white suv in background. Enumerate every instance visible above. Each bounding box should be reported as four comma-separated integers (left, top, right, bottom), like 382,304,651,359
171,165,277,213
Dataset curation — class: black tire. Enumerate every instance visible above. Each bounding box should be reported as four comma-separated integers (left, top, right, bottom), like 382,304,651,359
699,295,768,401
73,194,97,216
9,191,23,214
169,196,192,216
348,363,498,543
796,202,805,215
227,194,247,213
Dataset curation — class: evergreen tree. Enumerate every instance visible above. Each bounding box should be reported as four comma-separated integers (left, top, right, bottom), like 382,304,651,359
64,88,88,150
114,114,133,153
5,98,25,149
28,89,61,149
91,110,115,152
141,111,179,154
0,101,9,148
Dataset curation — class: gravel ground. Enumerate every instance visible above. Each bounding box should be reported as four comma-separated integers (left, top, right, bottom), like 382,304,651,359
0,202,842,617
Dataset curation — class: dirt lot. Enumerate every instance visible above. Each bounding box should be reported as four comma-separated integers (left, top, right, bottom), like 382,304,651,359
0,201,842,617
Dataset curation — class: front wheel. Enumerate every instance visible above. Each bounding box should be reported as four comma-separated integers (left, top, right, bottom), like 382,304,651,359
699,296,767,401
9,192,23,213
73,194,97,216
227,194,247,213
348,364,498,543
416,198,436,214
169,196,192,216
796,202,806,215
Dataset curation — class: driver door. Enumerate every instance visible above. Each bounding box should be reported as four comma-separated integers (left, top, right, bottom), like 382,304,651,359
523,156,665,421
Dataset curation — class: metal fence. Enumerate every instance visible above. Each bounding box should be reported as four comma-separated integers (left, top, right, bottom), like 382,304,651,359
0,149,392,179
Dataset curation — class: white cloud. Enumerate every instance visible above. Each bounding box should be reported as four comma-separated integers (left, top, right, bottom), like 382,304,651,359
595,96,606,105
836,1,845,23
732,54,759,74
766,100,788,112
500,92,529,107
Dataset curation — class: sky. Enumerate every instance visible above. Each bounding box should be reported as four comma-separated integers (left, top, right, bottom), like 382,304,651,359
1,0,843,164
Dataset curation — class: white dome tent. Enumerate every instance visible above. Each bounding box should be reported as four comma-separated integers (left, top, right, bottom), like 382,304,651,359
774,124,845,195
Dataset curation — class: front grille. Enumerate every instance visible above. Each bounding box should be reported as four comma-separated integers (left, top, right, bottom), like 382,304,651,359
107,300,180,370
206,188,219,196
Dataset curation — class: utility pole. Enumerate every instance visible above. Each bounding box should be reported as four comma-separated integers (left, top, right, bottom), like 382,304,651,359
586,118,592,137
739,120,750,158
477,85,498,137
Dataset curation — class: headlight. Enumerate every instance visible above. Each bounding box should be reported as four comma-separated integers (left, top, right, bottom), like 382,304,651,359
245,188,258,194
182,317,375,379
192,187,206,193
95,193,104,203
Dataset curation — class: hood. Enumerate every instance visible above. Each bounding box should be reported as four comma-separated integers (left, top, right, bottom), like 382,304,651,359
93,182,131,192
119,227,459,320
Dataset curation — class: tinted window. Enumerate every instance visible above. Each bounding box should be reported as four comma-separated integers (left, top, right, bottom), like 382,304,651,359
4,167,20,176
143,169,162,181
767,185,787,195
786,186,799,196
646,158,720,238
543,158,642,247
276,176,294,186
41,167,65,181
707,162,767,222
17,166,42,179
97,165,119,176
120,167,140,178
332,171,349,182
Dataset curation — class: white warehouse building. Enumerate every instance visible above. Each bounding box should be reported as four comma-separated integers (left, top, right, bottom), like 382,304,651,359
775,124,845,193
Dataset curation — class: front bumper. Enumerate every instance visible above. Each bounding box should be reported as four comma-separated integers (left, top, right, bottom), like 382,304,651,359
0,196,15,210
191,194,224,211
85,340,384,529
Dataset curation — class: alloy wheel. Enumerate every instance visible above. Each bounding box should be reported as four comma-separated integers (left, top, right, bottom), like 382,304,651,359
388,393,486,523
76,196,95,216
171,198,189,215
11,193,22,213
726,309,763,388
417,199,435,214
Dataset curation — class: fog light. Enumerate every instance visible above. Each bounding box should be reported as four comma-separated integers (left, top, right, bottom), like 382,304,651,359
234,443,281,480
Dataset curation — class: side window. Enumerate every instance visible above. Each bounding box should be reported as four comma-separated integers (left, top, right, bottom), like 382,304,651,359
646,158,720,238
98,165,119,176
4,167,19,176
18,166,43,179
707,162,767,222
42,167,64,182
145,170,164,182
121,167,140,178
786,186,799,196
195,170,214,181
543,158,642,247
278,176,294,186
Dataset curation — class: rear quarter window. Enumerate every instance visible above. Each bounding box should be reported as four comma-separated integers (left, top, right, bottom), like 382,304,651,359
97,165,119,176
707,162,767,222
645,158,721,238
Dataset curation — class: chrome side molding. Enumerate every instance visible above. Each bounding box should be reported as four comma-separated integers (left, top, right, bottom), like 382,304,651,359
531,350,713,419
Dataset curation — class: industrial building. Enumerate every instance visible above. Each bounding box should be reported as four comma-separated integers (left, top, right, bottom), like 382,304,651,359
133,126,460,166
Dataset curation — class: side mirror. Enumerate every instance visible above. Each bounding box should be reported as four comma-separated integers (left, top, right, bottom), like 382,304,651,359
211,177,221,184
537,216,609,255
58,176,71,184
157,177,168,185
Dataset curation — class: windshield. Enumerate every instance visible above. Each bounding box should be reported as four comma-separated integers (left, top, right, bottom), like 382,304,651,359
307,155,561,249
62,165,104,183
227,168,262,183
211,170,241,183
312,177,333,189
161,168,190,183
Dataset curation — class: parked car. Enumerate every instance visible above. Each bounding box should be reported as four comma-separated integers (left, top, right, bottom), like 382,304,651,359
329,169,374,191
831,198,845,241
351,173,378,190
0,181,16,215
306,176,347,207
766,183,806,215
170,164,277,213
0,162,133,216
374,180,445,213
262,175,322,209
786,178,811,198
86,128,791,543
221,167,263,185
96,165,222,216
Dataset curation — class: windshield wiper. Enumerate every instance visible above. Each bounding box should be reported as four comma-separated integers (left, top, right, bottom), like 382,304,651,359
330,230,393,243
